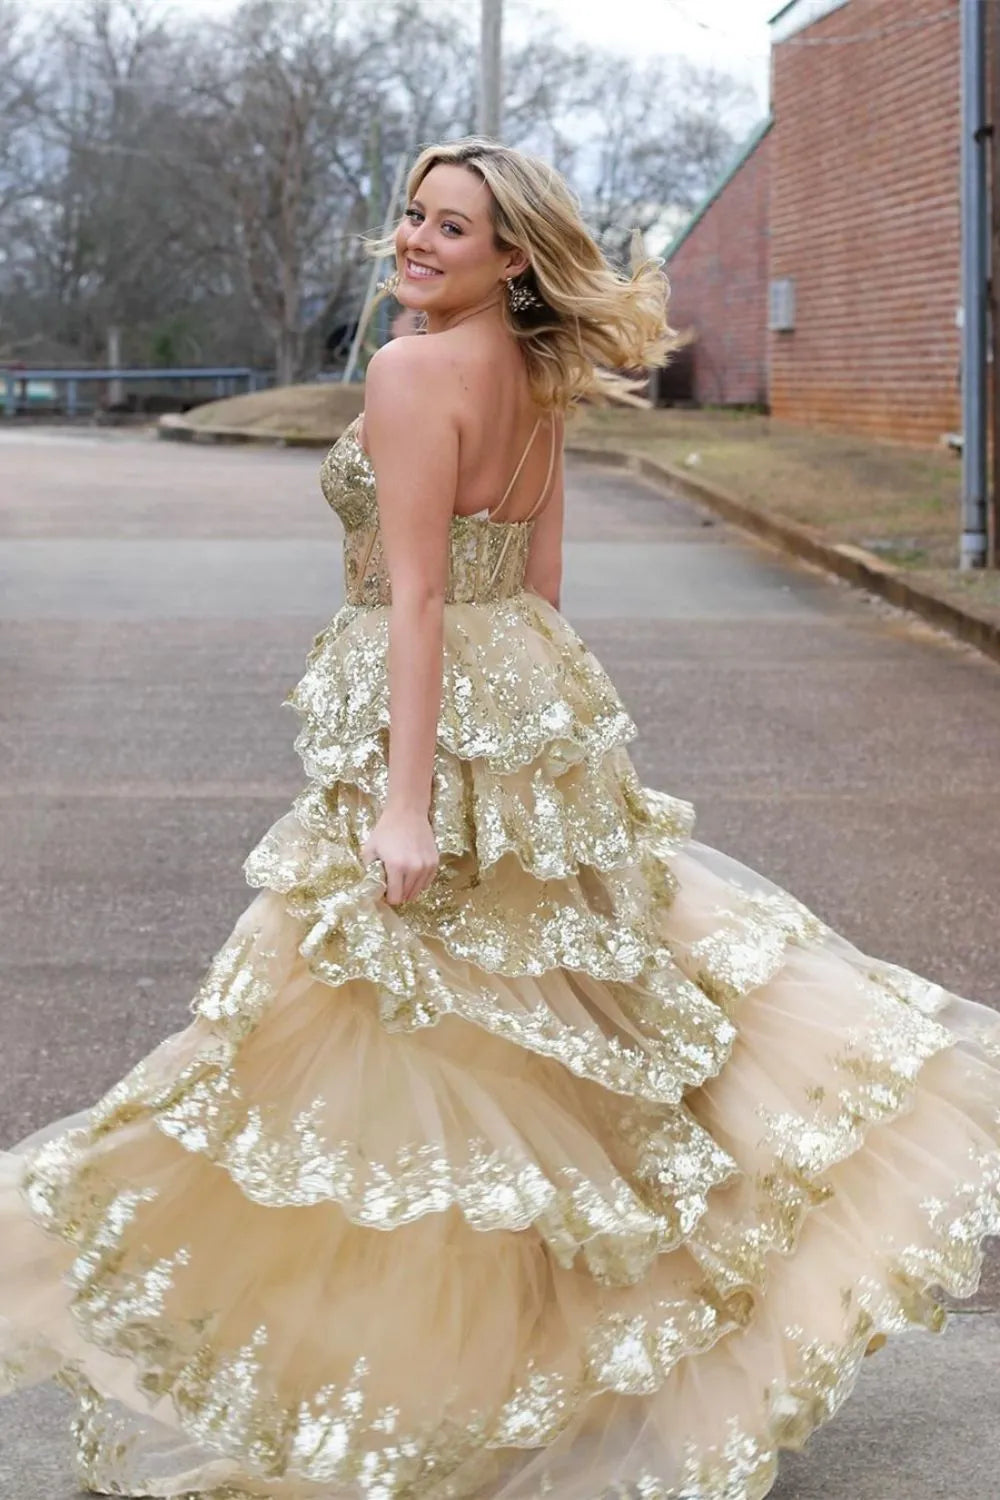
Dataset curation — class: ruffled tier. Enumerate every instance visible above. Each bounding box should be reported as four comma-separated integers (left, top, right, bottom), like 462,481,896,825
16,895,737,1287
253,747,690,885
240,793,734,1108
285,594,638,782
2,594,1000,1497
2,938,999,1498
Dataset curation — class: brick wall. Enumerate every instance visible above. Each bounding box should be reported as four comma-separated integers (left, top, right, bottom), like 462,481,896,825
665,125,772,407
770,0,961,444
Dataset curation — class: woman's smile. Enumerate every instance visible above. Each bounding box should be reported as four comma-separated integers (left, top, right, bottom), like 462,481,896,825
404,257,444,280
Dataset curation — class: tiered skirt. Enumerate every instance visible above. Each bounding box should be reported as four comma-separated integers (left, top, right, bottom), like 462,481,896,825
2,592,999,1499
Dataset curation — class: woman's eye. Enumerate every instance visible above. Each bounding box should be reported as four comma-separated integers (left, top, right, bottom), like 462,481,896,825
404,209,461,235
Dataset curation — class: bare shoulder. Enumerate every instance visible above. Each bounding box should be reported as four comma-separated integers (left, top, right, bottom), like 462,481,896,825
363,339,463,486
365,336,463,433
366,335,458,396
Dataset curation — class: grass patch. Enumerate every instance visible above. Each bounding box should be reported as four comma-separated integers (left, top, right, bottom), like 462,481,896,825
571,407,1000,628
181,383,363,435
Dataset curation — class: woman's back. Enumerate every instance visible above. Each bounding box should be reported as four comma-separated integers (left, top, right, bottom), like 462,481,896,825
360,325,561,525
444,327,558,521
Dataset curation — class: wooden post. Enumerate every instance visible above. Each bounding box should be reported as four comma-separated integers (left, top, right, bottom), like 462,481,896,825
107,327,123,406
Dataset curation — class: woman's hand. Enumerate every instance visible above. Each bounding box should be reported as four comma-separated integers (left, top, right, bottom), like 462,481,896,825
360,805,439,907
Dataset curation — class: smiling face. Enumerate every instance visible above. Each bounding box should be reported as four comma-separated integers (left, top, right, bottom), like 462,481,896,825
392,162,528,318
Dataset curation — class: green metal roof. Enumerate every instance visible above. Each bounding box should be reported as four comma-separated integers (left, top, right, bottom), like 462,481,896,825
660,116,773,263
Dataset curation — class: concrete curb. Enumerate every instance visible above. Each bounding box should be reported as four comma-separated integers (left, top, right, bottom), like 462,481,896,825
567,441,1000,667
157,414,334,448
156,414,1000,666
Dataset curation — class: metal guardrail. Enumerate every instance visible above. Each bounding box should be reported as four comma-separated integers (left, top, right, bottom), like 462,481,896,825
1,366,273,418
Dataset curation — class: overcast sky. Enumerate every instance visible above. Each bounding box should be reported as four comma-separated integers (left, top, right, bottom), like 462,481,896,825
514,0,774,106
153,0,776,110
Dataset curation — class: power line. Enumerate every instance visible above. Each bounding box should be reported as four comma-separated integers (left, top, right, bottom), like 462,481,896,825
666,1,953,49
661,0,769,71
663,0,715,33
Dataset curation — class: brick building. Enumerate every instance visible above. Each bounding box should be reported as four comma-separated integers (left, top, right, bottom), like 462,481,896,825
664,0,963,446
662,119,772,408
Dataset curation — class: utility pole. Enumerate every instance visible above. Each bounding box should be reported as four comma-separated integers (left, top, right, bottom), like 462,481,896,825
960,0,989,569
478,0,503,140
368,117,392,354
342,151,409,385
989,0,1000,566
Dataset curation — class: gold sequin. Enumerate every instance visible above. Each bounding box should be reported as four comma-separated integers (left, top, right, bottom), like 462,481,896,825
286,596,639,783
222,874,737,1105
87,1048,738,1285
323,416,540,607
685,890,825,1011
12,1114,1000,1496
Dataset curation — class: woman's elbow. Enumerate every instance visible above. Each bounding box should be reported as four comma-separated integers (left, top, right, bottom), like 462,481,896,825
390,581,446,619
525,568,561,610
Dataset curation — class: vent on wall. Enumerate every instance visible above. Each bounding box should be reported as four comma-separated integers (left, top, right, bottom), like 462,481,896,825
769,278,796,332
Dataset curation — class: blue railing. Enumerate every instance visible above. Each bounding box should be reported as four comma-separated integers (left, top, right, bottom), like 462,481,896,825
1,366,273,418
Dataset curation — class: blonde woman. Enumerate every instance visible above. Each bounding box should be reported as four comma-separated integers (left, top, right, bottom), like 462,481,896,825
1,137,999,1500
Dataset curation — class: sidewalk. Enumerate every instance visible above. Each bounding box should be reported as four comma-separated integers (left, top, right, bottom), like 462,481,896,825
568,436,1000,668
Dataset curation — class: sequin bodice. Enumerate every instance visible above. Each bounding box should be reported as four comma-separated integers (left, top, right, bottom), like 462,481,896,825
319,416,534,607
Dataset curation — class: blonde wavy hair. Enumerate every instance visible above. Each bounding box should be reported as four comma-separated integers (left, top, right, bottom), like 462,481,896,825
365,136,682,413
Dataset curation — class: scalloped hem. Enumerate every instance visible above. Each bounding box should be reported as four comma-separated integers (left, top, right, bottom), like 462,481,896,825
190,883,739,1108
3,1122,999,1499
3,1015,1000,1497
245,751,696,889
3,906,1000,1496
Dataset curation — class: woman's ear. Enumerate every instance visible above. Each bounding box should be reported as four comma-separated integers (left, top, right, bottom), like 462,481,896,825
504,250,530,279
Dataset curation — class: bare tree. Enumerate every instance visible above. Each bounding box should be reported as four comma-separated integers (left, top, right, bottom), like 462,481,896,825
1,0,216,362
0,1,41,213
0,0,761,380
577,54,759,261
0,0,48,356
175,0,385,385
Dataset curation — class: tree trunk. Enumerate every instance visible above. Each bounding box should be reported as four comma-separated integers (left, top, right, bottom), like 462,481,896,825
275,326,302,388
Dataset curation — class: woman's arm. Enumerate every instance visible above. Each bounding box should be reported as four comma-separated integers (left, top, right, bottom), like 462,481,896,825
523,415,565,609
359,338,459,906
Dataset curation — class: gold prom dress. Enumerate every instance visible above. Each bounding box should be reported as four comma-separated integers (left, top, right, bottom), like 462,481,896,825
2,414,1000,1500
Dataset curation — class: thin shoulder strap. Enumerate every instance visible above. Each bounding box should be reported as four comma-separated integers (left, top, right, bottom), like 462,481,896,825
522,418,558,523
488,417,542,521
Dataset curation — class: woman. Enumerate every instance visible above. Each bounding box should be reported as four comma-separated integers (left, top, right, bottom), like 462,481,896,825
1,136,999,1500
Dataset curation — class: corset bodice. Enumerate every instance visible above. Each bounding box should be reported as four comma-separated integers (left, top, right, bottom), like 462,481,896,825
319,416,534,607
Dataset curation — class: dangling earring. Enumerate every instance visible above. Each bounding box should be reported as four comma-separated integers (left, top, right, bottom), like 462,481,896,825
507,275,542,312
377,269,400,295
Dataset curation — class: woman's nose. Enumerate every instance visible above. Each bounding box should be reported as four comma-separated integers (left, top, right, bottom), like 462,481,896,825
407,222,434,253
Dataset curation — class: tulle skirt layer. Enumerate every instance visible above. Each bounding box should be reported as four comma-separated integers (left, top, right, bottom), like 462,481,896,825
2,595,999,1498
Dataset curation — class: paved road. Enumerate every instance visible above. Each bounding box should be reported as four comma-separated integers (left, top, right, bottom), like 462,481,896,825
1,425,999,1497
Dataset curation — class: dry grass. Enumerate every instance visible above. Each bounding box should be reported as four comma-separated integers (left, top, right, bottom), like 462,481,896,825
571,407,961,561
570,406,1000,627
182,383,364,437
